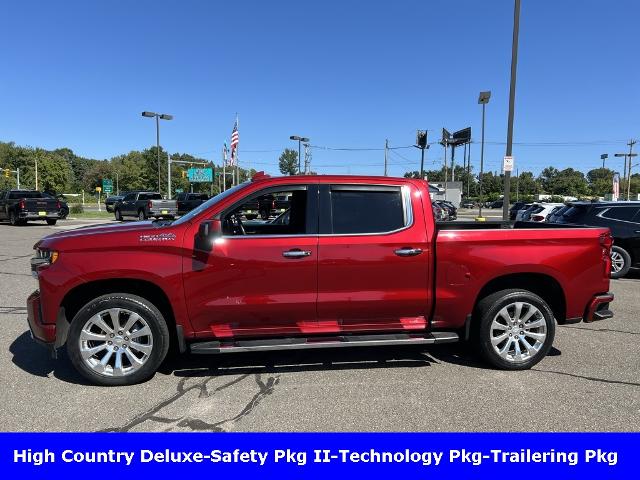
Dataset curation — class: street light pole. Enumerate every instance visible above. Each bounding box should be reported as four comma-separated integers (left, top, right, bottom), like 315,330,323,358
477,91,491,221
142,111,173,195
290,135,309,174
601,153,608,169
503,0,521,222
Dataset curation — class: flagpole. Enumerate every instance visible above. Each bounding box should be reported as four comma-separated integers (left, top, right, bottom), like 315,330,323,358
235,113,240,185
222,143,227,192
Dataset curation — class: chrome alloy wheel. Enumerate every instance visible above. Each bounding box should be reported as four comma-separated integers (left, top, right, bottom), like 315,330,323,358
611,250,625,273
79,308,153,377
490,302,547,363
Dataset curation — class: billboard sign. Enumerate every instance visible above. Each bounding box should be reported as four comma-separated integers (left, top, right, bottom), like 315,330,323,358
187,168,213,183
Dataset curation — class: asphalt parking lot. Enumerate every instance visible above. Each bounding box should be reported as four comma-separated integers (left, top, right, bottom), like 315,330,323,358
0,218,638,432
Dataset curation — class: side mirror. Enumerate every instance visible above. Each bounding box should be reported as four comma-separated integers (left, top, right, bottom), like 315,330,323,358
198,219,221,239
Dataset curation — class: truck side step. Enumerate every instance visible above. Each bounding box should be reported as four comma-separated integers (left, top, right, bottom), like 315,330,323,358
189,331,459,354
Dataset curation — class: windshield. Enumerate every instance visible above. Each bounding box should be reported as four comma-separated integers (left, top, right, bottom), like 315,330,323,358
172,182,249,225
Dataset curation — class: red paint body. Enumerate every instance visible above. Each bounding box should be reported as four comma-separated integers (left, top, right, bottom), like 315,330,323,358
27,175,612,347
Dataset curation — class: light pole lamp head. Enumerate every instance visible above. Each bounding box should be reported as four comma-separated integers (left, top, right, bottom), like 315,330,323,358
290,135,301,141
614,153,626,158
601,154,608,160
300,137,309,142
159,114,173,120
142,111,157,117
478,91,491,104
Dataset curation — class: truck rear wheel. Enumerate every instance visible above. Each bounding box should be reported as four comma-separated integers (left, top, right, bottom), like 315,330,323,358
66,293,170,386
474,289,555,370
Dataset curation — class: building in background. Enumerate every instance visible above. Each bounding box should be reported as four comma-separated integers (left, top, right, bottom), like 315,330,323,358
429,182,462,207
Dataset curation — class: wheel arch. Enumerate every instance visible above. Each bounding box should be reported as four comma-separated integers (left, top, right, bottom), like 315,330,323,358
59,278,178,350
472,272,566,325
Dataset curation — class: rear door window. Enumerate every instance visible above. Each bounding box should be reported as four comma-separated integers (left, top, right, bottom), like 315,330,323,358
601,206,640,222
329,186,406,234
561,206,588,222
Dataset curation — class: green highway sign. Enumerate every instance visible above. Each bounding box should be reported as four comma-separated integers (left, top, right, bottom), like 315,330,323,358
175,188,183,194
102,179,113,194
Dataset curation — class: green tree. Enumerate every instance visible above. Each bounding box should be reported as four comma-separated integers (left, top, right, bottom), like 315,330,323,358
586,167,614,197
278,149,298,175
514,171,539,196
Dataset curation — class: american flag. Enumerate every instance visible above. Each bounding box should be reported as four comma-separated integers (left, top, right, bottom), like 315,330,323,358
230,119,239,166
613,173,620,200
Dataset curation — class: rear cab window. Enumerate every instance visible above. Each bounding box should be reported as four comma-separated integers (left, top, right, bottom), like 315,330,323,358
326,185,409,234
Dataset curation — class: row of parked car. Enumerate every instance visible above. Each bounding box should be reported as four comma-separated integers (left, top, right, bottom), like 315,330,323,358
512,200,640,278
432,200,458,221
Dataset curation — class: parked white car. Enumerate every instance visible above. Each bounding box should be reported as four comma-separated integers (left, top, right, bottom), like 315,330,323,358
529,203,565,222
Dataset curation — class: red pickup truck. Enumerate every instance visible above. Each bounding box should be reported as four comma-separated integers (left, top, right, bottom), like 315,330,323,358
27,174,614,386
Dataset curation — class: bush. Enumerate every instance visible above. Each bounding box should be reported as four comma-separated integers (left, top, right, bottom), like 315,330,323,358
70,204,84,214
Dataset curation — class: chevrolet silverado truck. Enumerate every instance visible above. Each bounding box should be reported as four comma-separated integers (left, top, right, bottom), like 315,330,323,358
27,174,614,386
113,191,177,221
0,189,61,226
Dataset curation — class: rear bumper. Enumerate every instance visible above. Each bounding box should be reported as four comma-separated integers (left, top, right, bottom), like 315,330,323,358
149,209,177,216
26,290,56,344
584,293,614,323
19,211,59,220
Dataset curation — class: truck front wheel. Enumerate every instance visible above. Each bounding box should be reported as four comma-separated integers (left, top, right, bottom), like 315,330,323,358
66,293,170,386
474,289,555,370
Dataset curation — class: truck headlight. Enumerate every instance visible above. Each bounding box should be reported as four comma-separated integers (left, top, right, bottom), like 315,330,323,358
31,249,59,278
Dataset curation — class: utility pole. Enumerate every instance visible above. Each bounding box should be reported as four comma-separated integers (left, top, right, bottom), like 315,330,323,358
35,155,38,190
516,167,519,201
626,139,636,201
503,0,521,222
167,153,172,199
384,139,388,176
466,141,471,199
303,143,311,174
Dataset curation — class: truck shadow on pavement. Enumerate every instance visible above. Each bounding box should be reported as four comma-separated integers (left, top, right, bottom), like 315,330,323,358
10,330,562,386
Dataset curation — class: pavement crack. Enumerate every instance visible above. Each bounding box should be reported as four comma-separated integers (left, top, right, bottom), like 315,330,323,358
98,372,255,432
0,271,32,277
560,325,640,336
0,254,32,263
532,368,640,388
175,373,280,432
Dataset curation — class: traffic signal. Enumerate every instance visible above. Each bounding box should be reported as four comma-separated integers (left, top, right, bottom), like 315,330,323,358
416,130,428,149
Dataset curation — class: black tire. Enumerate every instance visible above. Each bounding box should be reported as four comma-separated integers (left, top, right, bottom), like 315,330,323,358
138,209,146,221
66,293,170,386
114,209,123,221
9,210,19,226
46,219,57,226
610,245,631,279
260,209,269,220
474,289,555,370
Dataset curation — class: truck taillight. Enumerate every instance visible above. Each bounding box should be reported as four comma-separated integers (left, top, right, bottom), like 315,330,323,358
19,199,25,209
56,201,61,209
600,232,613,278
148,200,153,209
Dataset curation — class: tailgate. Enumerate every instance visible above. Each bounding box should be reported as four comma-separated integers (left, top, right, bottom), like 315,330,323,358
151,199,177,210
25,198,58,213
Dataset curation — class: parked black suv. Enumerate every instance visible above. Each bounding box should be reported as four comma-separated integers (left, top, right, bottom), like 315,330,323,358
549,201,640,278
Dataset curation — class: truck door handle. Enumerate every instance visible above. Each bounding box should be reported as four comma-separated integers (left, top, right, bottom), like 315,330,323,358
394,247,423,257
282,249,312,258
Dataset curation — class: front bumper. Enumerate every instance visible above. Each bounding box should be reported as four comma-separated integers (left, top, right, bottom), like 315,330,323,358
584,293,614,323
26,290,56,344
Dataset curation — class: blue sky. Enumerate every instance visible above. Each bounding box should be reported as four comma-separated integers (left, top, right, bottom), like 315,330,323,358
2,0,639,177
